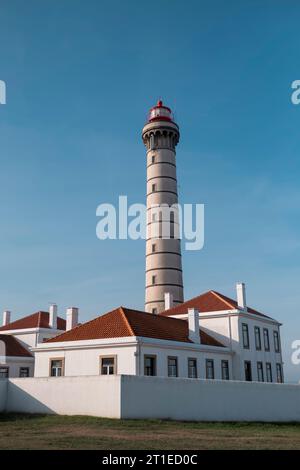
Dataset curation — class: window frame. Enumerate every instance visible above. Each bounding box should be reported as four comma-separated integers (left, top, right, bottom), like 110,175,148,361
99,355,117,376
254,326,262,351
244,360,252,382
206,359,215,380
242,323,250,349
188,358,198,379
276,363,283,383
0,367,9,378
263,328,270,351
274,330,280,353
144,355,157,376
168,356,178,378
221,360,230,380
257,361,264,382
266,362,273,382
19,367,30,378
49,358,64,377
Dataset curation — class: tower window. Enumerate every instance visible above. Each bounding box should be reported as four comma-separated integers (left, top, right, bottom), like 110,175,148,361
152,183,156,192
152,244,156,253
151,155,155,164
152,308,157,315
152,275,156,285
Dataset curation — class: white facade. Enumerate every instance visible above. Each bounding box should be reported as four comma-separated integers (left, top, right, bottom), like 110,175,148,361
33,336,233,380
168,309,283,383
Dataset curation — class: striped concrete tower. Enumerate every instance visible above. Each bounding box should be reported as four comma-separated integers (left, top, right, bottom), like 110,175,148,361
142,100,184,314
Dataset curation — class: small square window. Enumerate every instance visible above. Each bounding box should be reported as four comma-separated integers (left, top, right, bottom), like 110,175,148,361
101,357,116,375
0,367,9,378
152,184,156,192
50,359,64,377
19,367,30,378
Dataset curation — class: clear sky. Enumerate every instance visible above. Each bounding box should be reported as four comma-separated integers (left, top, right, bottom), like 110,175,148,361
0,0,299,382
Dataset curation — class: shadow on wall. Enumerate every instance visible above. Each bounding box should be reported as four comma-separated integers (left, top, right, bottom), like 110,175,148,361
6,381,55,415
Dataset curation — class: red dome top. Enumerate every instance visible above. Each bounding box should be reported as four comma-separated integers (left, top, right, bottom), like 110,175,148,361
148,100,174,123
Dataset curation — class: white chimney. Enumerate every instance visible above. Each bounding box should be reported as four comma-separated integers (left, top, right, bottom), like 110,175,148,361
66,307,79,331
164,292,173,310
49,304,57,329
236,282,247,311
2,310,11,326
188,308,200,344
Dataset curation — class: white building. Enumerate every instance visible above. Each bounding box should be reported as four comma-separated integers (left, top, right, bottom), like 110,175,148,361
32,283,283,384
0,101,285,388
0,305,66,377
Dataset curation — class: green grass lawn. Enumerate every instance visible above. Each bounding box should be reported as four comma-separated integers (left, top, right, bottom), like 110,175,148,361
0,413,300,449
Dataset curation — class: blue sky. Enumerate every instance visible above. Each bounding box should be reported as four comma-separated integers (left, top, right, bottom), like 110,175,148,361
0,0,299,382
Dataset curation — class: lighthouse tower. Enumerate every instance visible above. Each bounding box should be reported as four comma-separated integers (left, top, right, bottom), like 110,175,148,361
142,100,184,314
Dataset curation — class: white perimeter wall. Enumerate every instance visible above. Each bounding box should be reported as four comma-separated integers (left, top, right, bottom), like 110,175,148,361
1,375,300,422
5,376,121,418
121,376,300,421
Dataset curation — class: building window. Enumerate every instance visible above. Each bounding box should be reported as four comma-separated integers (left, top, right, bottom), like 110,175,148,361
244,361,252,381
257,362,264,382
151,155,155,164
152,213,157,222
100,357,116,375
144,356,156,376
266,362,272,382
274,331,280,353
206,359,214,379
0,367,9,378
19,367,30,378
242,323,250,349
254,326,261,350
168,357,178,377
50,359,64,377
152,244,156,253
152,275,156,285
152,183,156,193
221,360,229,380
263,328,270,351
188,358,197,378
276,363,283,383
152,308,157,315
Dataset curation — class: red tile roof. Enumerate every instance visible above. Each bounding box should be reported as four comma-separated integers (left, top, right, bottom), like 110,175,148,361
46,307,224,347
0,334,33,357
160,290,272,319
0,311,66,332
